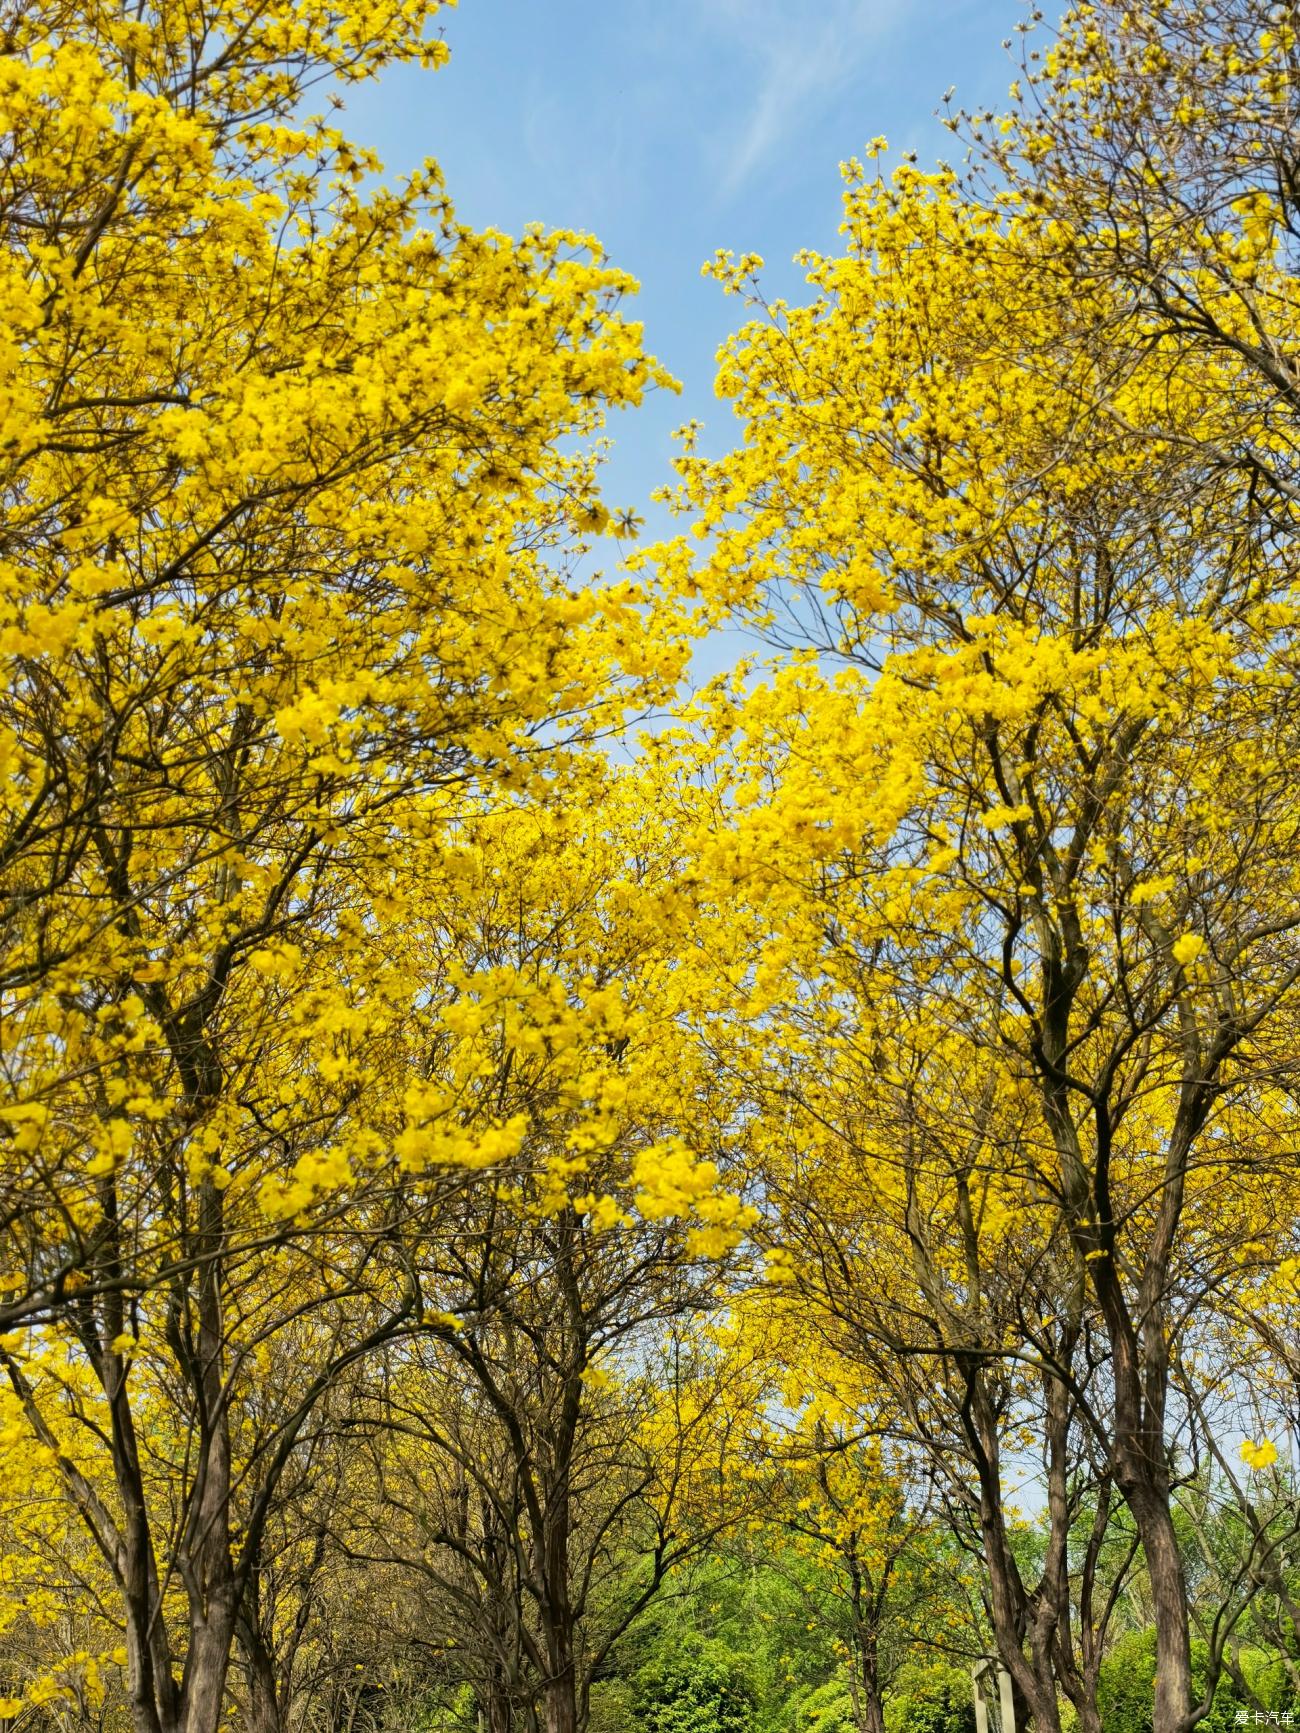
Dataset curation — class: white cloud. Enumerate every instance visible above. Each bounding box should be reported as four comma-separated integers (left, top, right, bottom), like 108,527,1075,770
702,0,901,196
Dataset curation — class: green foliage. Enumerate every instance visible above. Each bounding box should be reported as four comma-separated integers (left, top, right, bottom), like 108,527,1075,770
411,1682,477,1733
786,1677,859,1733
630,1633,756,1733
884,1663,976,1733
1096,1630,1287,1733
773,1677,866,1733
1237,1646,1292,1714
589,1679,638,1733
589,1552,855,1733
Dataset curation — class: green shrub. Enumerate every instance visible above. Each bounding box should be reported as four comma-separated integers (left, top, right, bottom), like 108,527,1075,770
784,1676,858,1733
884,1663,977,1733
1097,1629,1284,1733
630,1632,757,1733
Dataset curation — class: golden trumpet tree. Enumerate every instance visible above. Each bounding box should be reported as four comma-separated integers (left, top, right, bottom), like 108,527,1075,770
330,765,764,1733
0,1,697,1730
285,760,771,1733
0,0,688,1329
972,0,1300,518
661,114,1300,1733
0,754,760,1733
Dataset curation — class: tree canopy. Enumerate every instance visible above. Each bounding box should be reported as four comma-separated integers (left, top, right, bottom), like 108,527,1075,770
4,3,1300,1733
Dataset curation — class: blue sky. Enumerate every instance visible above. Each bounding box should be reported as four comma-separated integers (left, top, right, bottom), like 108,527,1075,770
343,0,1023,572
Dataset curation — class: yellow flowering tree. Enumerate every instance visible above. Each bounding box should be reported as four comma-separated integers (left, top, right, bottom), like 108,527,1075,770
972,0,1300,522
248,766,765,1733
0,1,695,1730
752,1313,980,1733
661,56,1300,1732
0,747,761,1733
0,0,688,1330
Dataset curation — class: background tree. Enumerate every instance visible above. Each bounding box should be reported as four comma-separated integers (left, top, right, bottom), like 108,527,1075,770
328,775,766,1733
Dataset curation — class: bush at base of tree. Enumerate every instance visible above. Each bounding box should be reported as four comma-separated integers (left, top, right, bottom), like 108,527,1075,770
629,1634,756,1733
1097,1631,1289,1733
883,1665,976,1733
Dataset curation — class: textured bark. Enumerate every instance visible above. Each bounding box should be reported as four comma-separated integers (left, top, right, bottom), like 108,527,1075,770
1087,1201,1194,1733
858,1692,886,1733
237,1605,286,1733
540,1387,579,1733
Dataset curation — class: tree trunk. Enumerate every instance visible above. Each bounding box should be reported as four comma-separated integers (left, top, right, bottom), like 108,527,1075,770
1090,1253,1193,1733
237,1614,284,1733
1037,950,1196,1733
857,1674,886,1733
542,1658,577,1733
1128,1484,1193,1733
946,1344,1059,1733
177,1178,238,1733
541,1326,581,1733
541,1600,577,1733
482,1680,513,1733
859,1699,885,1733
850,1605,886,1733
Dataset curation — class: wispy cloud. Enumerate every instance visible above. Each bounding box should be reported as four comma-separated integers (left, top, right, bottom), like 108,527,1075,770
702,0,902,197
